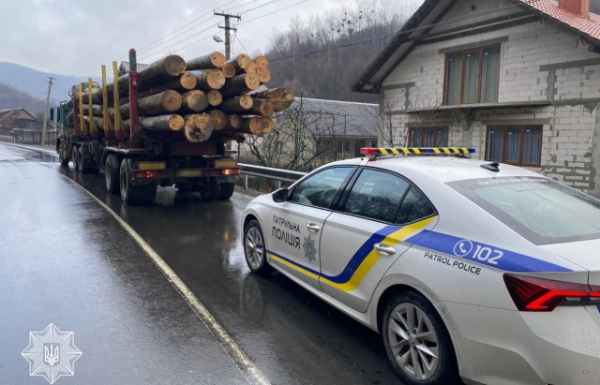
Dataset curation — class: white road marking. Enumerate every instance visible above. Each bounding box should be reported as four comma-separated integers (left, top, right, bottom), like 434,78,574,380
0,144,270,385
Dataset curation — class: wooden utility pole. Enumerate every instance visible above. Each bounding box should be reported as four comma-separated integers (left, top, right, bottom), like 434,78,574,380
214,11,241,60
41,77,54,146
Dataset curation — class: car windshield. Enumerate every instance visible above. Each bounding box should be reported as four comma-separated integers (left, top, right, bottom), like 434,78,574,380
448,177,600,245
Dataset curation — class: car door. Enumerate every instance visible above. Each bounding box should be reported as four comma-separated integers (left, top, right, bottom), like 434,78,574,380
319,168,438,312
267,166,356,290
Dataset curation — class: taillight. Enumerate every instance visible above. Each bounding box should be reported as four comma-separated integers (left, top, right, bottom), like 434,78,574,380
503,274,600,312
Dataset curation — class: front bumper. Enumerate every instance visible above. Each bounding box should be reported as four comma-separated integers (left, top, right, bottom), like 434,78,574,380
440,302,600,385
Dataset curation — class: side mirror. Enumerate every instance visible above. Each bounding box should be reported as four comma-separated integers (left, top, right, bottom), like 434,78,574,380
272,188,288,203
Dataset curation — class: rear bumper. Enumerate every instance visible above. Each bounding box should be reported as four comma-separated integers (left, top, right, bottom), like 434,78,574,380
132,167,241,180
440,302,600,385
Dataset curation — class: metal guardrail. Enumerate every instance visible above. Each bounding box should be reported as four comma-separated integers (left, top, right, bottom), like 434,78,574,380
0,135,15,143
238,163,307,190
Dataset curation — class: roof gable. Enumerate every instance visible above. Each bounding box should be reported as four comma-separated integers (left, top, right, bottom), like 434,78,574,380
353,0,600,93
0,108,36,123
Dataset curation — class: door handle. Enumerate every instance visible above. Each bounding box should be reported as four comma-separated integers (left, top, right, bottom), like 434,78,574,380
374,243,397,256
306,223,321,232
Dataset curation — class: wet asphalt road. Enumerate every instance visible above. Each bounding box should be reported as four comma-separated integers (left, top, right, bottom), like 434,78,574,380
0,143,401,385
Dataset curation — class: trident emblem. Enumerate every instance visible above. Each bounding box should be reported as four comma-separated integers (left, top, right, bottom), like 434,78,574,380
44,344,60,366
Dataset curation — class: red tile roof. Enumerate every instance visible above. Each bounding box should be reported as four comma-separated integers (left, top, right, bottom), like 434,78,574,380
519,0,600,40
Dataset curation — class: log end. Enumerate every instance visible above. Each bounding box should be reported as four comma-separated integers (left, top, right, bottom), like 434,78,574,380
244,117,264,135
254,56,269,69
164,55,187,77
210,51,226,68
161,90,184,112
180,72,198,90
206,69,226,90
240,95,254,110
169,115,185,131
207,90,223,107
182,90,208,112
237,54,251,69
245,61,258,74
245,73,261,91
184,114,214,143
222,63,236,78
257,68,272,84
209,110,227,130
226,114,243,130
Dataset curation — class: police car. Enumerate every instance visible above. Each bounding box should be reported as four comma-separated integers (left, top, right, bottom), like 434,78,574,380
241,147,600,385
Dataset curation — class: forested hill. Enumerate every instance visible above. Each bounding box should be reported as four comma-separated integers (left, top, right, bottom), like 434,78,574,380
0,83,46,116
263,2,418,103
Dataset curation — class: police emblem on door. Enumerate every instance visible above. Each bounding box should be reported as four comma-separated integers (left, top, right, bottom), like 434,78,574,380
303,235,318,263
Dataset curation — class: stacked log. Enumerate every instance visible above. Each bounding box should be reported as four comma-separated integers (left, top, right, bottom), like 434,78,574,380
80,52,292,142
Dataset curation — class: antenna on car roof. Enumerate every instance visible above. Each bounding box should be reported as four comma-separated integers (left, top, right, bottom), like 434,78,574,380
480,162,500,172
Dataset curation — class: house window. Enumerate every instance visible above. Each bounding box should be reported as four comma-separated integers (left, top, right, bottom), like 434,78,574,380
409,127,449,147
445,46,501,105
486,126,543,166
354,140,366,157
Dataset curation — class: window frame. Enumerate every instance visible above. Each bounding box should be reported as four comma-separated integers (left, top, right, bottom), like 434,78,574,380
408,127,449,148
334,167,438,226
485,126,543,167
286,166,358,211
443,44,501,106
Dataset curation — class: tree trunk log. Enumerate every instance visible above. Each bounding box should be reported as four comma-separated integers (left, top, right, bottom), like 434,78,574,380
262,117,275,134
242,116,271,135
248,99,274,117
224,114,243,131
207,90,223,107
84,116,105,130
82,104,107,117
244,61,258,74
196,69,226,91
220,74,260,98
221,63,236,79
254,56,269,69
227,54,251,73
137,72,197,99
253,87,294,112
209,110,227,131
138,114,185,131
220,95,253,113
180,90,208,113
184,114,214,143
257,68,272,84
186,52,226,70
120,90,182,118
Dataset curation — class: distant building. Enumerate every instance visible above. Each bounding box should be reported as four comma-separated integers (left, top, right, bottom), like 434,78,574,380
0,108,56,144
241,97,379,170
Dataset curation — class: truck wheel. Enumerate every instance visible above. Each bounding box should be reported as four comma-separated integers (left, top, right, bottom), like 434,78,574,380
382,291,459,385
120,158,143,205
201,178,220,201
218,183,235,200
58,142,70,166
105,154,120,195
72,146,81,172
79,146,99,174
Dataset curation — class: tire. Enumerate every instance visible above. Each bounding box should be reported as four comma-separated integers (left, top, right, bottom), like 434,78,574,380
218,183,235,200
79,145,99,174
120,158,144,205
382,291,459,385
201,178,220,201
243,220,273,276
105,154,120,195
58,142,70,166
72,146,81,172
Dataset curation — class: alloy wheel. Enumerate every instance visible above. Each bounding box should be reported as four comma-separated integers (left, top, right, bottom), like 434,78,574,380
245,226,264,270
388,303,440,381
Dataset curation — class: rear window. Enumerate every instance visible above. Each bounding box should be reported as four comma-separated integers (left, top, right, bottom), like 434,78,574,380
448,177,600,245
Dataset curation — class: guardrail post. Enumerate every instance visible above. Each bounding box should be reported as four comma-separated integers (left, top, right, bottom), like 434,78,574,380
276,181,282,190
244,174,248,190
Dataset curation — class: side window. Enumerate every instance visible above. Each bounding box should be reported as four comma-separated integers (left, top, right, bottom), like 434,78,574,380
342,169,410,223
289,167,354,209
395,187,435,224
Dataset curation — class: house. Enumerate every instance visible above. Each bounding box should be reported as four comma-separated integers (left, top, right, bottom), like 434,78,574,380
241,97,379,170
353,0,600,195
0,108,56,144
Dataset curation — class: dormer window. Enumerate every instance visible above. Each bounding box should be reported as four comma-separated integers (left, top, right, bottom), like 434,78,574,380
444,45,501,105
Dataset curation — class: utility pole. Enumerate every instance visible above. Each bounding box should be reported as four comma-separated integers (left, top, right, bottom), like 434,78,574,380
41,77,54,146
214,11,241,60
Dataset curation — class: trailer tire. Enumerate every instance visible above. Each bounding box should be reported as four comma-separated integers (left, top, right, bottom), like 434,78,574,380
201,178,220,201
120,158,144,205
105,154,120,195
218,183,235,200
72,146,81,172
79,146,98,174
58,141,70,166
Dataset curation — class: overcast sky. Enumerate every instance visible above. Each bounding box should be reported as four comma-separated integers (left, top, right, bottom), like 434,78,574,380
0,0,394,77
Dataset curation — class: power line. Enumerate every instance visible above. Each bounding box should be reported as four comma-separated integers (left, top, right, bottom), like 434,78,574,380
238,0,309,25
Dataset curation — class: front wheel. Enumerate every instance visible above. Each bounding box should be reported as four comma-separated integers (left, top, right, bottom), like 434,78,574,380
382,291,459,385
243,220,273,276
58,142,70,166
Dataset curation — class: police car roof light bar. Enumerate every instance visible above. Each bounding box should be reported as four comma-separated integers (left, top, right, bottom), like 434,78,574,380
360,147,476,158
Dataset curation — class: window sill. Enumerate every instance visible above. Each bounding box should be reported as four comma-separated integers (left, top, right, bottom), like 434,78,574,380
406,101,552,114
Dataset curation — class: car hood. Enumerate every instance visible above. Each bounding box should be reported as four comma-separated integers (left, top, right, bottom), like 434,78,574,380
540,238,600,285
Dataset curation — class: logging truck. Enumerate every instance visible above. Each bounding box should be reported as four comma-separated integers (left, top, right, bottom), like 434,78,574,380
55,49,293,205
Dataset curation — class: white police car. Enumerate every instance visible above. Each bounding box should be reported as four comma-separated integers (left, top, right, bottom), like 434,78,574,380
241,147,600,385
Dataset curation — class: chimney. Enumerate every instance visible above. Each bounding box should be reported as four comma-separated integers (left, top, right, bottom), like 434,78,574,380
559,0,591,18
